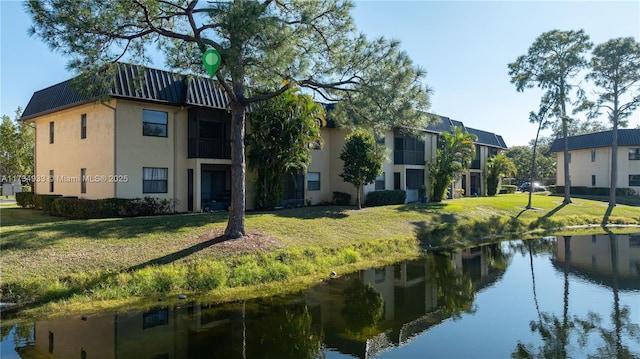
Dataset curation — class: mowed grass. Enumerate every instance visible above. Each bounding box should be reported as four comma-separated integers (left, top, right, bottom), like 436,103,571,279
1,193,638,317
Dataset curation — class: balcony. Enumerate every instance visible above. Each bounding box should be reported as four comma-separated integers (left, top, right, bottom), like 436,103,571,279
471,159,481,169
188,138,231,159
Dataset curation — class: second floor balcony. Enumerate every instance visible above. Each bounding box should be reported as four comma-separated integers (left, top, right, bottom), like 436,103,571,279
188,138,231,159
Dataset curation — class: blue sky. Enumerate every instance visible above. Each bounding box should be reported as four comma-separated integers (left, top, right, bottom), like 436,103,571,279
1,0,639,146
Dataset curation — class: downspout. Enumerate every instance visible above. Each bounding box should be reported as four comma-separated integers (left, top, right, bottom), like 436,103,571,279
101,101,117,197
173,110,179,212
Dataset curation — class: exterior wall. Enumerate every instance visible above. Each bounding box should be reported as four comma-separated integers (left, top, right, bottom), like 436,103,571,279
556,146,640,194
114,100,190,212
308,127,337,204
31,101,116,199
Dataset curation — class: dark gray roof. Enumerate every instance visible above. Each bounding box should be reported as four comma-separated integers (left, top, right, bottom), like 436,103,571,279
425,115,507,149
466,127,508,149
549,129,640,152
22,63,228,120
426,115,466,134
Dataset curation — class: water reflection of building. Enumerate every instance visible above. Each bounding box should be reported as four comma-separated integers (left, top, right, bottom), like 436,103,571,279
554,233,640,291
14,244,507,359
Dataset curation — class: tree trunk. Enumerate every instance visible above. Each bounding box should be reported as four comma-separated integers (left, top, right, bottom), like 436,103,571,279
225,101,247,239
609,93,620,207
356,184,362,209
610,122,618,207
560,83,572,205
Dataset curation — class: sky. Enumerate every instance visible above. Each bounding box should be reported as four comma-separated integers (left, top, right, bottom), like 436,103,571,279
1,0,639,147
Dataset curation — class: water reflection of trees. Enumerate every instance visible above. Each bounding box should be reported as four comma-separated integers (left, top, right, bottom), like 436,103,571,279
512,235,640,359
246,301,323,359
429,253,476,319
341,280,384,335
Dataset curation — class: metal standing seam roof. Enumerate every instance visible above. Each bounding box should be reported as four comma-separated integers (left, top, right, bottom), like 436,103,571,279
21,63,229,120
424,115,507,149
549,129,640,152
466,127,509,149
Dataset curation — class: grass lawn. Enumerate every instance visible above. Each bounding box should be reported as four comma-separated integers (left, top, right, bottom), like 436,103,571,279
1,193,638,319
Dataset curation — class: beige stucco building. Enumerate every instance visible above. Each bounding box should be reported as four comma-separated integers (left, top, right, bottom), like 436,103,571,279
550,129,640,194
22,64,507,212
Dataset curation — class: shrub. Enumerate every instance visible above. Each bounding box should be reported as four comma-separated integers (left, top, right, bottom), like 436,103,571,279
553,186,636,197
15,192,35,208
48,196,172,219
365,190,406,207
333,191,351,206
35,194,62,213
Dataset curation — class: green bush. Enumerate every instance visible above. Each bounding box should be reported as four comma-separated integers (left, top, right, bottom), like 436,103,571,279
48,196,172,219
333,191,351,206
35,194,62,213
553,186,636,196
365,190,406,207
15,192,35,208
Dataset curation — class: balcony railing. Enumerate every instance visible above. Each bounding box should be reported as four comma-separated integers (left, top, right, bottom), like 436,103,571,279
471,159,481,169
188,138,231,159
394,150,425,165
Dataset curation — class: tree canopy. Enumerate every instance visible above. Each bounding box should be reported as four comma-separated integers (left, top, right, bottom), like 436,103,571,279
486,154,516,196
0,108,33,184
429,126,476,202
583,37,640,207
339,129,384,209
508,29,593,205
247,88,324,210
26,0,433,237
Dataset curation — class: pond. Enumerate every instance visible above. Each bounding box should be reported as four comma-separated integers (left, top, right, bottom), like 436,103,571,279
2,233,639,358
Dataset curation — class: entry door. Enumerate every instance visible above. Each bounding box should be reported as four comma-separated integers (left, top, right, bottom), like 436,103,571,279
202,170,226,203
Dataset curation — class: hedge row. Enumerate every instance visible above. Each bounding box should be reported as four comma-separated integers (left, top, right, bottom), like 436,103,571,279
14,192,172,219
365,190,406,207
551,186,637,196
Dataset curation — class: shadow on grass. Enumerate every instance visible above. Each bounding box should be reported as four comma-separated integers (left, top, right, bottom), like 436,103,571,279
127,234,229,272
529,203,567,229
0,212,230,251
395,202,447,213
269,205,349,220
601,205,614,227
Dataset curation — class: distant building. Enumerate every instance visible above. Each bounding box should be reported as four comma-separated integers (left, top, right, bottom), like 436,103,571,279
550,129,640,194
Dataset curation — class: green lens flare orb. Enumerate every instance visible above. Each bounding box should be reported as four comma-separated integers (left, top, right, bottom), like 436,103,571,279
203,49,221,76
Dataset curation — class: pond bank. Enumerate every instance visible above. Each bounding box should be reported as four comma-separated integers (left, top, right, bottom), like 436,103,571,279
1,193,639,320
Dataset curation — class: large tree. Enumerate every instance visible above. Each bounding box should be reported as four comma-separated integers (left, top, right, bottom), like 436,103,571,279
508,29,593,205
0,107,33,183
429,126,476,202
247,88,324,210
339,129,384,209
583,37,640,207
26,0,432,238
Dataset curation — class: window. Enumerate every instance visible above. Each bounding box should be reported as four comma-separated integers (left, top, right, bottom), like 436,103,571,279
591,150,596,162
375,172,385,190
629,148,640,160
591,175,596,187
143,110,168,137
630,175,640,187
143,167,168,193
307,172,320,191
49,121,54,144
81,114,87,139
49,170,54,193
81,168,86,194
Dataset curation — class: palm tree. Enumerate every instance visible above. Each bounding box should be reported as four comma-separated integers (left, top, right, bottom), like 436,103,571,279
486,154,517,196
429,127,476,202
